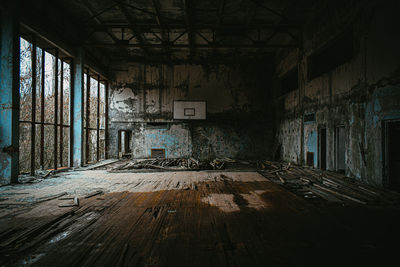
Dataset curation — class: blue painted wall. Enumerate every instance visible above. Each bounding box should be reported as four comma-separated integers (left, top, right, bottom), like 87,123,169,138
72,49,84,167
0,2,20,184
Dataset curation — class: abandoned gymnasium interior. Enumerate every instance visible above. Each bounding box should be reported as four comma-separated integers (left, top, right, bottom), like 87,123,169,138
1,0,400,266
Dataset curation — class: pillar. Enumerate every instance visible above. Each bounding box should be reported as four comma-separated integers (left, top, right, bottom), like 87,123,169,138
71,48,84,167
0,0,20,184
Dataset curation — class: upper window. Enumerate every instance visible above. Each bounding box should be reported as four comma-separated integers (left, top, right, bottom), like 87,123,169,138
308,29,354,81
280,67,299,96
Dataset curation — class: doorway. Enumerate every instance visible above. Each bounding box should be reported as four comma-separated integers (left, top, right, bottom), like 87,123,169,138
118,130,131,158
385,121,400,190
335,126,345,173
319,128,327,170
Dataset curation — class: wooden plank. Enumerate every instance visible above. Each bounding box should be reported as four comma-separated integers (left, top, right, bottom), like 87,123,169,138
312,184,367,205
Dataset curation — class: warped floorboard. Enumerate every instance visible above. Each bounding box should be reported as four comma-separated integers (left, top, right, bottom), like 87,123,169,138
0,171,399,266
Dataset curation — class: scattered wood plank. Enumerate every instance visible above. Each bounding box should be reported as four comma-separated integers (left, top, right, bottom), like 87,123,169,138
0,202,32,206
307,186,343,203
43,170,53,178
74,197,79,206
58,197,79,208
84,190,103,199
300,177,311,184
313,184,367,205
358,186,378,195
58,203,76,207
275,172,286,184
36,192,67,203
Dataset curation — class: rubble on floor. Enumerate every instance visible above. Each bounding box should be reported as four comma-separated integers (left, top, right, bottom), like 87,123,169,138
259,163,400,205
1,169,400,266
8,159,400,208
111,157,250,171
0,171,266,208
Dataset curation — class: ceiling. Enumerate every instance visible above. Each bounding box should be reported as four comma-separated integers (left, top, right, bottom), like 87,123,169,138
14,0,319,72
56,0,319,63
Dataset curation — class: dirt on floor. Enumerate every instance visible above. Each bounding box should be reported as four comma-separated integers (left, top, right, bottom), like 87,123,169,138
1,163,400,266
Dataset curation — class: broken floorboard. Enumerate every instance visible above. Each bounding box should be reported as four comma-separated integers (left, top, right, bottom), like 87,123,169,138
0,170,399,266
259,164,400,205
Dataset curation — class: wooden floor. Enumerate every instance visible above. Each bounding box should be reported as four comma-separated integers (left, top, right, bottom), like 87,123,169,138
1,171,400,266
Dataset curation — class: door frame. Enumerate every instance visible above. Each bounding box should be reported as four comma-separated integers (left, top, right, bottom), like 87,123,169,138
318,126,327,170
335,125,345,172
382,119,400,188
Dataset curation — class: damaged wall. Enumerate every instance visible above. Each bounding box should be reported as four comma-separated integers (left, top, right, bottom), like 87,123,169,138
275,0,400,187
109,62,274,160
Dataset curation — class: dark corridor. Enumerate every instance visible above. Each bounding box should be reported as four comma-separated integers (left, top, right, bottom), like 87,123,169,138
320,128,327,170
387,121,400,190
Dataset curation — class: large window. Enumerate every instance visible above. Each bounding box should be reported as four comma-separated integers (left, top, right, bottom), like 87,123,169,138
19,35,107,174
19,37,71,174
307,29,354,81
279,67,298,96
83,72,106,164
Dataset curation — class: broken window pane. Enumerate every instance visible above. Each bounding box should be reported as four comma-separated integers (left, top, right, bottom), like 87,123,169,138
44,51,55,123
20,37,32,122
63,62,71,125
83,128,87,164
100,83,106,129
57,59,62,124
36,47,43,123
99,129,105,160
19,123,31,174
44,125,54,170
89,77,98,129
62,127,70,167
35,124,41,170
89,130,97,163
83,73,88,128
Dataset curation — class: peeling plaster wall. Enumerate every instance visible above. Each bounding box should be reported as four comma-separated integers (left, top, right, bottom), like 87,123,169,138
109,63,274,160
276,0,400,187
130,123,192,158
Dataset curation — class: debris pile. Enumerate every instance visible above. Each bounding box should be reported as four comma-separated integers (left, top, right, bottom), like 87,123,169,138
111,157,245,171
260,163,400,205
113,158,200,170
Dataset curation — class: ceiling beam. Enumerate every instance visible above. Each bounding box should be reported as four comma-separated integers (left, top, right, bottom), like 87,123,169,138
184,0,195,57
245,1,258,27
83,3,118,24
150,0,169,43
249,0,289,21
213,0,226,47
115,1,151,56
81,0,120,44
151,0,164,31
110,56,274,65
112,0,161,19
85,42,298,49
85,23,300,32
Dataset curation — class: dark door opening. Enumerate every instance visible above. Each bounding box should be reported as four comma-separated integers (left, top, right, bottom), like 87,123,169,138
336,126,345,173
320,128,327,170
306,152,314,167
118,130,131,158
386,121,400,190
151,148,166,158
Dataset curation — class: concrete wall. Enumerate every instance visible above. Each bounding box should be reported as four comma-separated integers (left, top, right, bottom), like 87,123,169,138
109,62,274,160
276,0,400,186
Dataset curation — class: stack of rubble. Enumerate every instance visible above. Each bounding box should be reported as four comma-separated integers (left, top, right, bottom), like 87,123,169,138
111,157,241,171
259,163,400,205
112,158,200,171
